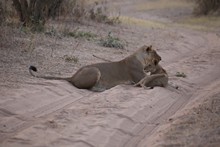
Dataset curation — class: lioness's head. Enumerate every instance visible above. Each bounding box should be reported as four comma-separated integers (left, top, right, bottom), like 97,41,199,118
143,58,158,73
135,45,161,67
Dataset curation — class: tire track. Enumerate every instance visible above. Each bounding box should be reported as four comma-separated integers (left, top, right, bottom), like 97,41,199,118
0,83,95,143
121,39,220,147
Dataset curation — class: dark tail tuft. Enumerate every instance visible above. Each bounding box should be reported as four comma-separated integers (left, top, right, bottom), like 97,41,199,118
29,65,37,72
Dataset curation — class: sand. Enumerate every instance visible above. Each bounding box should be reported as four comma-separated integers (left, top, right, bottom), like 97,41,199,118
0,0,220,146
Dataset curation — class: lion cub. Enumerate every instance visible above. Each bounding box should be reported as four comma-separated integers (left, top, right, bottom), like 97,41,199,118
134,59,168,88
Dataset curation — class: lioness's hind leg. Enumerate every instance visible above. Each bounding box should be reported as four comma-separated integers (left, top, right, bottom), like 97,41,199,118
72,67,101,89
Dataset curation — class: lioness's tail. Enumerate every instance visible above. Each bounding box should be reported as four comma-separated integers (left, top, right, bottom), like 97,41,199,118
29,65,70,81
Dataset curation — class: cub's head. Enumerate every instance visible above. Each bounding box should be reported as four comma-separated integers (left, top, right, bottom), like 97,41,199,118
135,45,161,67
143,58,159,73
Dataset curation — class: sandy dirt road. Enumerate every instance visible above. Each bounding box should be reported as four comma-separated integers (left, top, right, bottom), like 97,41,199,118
0,0,220,147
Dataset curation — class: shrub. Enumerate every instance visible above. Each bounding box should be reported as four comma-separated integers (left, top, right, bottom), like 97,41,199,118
99,32,125,49
64,55,78,63
89,1,120,24
60,0,86,22
61,0,120,24
175,72,187,78
0,1,4,25
193,0,220,15
64,29,97,41
12,0,64,31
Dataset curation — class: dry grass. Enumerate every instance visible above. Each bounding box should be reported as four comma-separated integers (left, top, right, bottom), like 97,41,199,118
136,0,192,11
180,16,220,29
130,0,220,32
193,0,220,15
60,0,119,24
120,16,166,29
87,0,103,5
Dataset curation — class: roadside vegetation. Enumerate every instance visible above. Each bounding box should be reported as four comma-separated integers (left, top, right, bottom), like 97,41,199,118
0,0,123,57
64,29,97,41
0,0,219,56
0,0,120,31
1,0,219,29
175,72,187,78
193,0,220,15
99,32,126,49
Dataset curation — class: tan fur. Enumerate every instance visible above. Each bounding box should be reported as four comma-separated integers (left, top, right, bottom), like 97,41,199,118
134,59,168,88
29,45,161,92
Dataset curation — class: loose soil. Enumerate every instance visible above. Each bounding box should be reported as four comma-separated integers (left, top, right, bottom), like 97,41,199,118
0,0,220,147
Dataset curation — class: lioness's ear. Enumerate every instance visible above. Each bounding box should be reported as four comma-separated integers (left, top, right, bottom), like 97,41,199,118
146,45,152,52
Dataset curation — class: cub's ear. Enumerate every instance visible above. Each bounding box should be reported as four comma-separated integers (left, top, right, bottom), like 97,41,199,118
153,59,158,65
146,45,152,52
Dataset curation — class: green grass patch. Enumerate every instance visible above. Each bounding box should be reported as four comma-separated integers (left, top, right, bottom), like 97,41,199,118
99,32,125,49
64,30,97,41
175,72,187,78
64,55,79,63
62,29,97,41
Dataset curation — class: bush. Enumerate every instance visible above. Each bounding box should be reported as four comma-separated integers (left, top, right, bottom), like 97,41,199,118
194,0,220,15
99,32,125,49
12,0,63,31
63,55,78,63
0,1,4,25
63,28,97,41
61,0,120,24
89,1,120,24
175,72,187,78
59,0,86,22
3,0,119,30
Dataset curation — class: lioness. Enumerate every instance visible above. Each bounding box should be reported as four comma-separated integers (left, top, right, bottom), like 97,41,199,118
134,59,168,88
29,45,161,92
